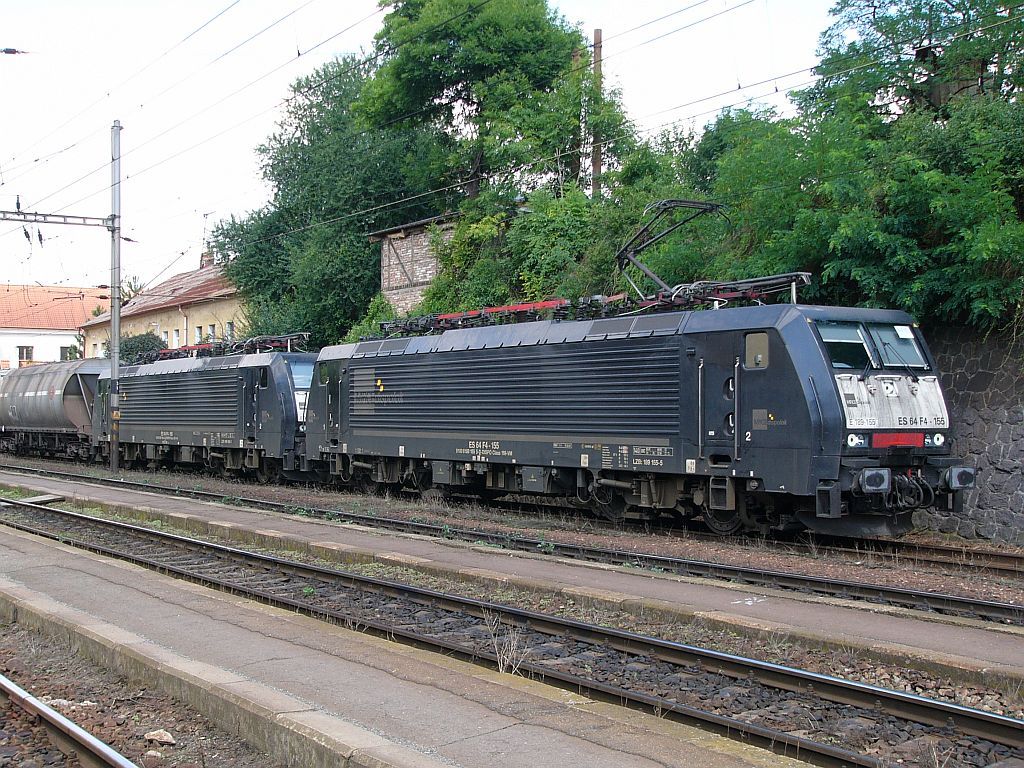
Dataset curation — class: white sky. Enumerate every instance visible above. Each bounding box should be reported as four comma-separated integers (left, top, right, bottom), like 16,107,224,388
0,0,832,292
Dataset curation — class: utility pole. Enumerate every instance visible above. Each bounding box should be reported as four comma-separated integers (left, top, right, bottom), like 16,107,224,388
0,119,123,472
109,120,122,473
591,28,603,200
568,47,582,183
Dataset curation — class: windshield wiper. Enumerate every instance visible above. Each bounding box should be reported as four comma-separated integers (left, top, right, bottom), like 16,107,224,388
881,341,920,382
858,355,874,382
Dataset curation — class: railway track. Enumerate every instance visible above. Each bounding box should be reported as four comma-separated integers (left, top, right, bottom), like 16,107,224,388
0,496,1021,768
0,669,138,768
4,460,1023,581
660,527,1024,579
797,536,1024,578
0,463,1021,625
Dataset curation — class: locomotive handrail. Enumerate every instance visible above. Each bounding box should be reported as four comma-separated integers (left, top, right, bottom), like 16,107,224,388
241,382,248,434
697,358,704,459
808,375,825,452
733,357,741,461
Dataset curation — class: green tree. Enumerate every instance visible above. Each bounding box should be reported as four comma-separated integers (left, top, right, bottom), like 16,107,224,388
65,333,85,360
356,0,599,194
804,0,1022,116
695,95,1024,327
120,275,146,304
505,187,596,301
343,293,398,342
106,332,165,365
212,57,447,346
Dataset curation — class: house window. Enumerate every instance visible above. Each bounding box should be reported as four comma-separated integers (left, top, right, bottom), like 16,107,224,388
208,324,216,340
173,329,180,348
92,344,99,357
225,321,235,340
60,346,74,361
17,346,33,365
195,327,203,344
161,331,168,345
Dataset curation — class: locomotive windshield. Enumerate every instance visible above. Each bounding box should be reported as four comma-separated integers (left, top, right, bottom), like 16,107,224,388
816,320,930,371
815,321,875,369
287,360,315,390
866,324,928,368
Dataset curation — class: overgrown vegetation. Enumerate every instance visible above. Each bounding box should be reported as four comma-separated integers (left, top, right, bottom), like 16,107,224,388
214,0,1023,345
104,332,165,365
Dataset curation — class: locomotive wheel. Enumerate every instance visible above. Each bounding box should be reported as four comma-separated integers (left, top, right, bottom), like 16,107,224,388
256,458,282,484
218,463,241,480
593,494,627,523
353,474,383,495
702,508,743,535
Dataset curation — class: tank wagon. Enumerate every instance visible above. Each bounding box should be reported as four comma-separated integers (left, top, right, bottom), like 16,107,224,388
92,352,316,482
305,303,975,536
0,359,107,458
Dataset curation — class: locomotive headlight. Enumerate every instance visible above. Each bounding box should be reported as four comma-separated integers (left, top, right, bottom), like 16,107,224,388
846,433,867,448
942,466,976,491
924,433,945,447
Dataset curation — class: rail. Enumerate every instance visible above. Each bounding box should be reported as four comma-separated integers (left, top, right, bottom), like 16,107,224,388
0,670,138,768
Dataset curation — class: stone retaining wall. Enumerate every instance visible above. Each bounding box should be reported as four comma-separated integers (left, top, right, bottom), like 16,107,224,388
920,325,1024,544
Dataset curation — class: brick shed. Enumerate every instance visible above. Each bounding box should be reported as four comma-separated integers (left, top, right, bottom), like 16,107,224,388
369,214,455,315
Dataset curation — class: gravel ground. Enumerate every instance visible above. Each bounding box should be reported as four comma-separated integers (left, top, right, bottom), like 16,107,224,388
0,623,278,767
2,457,1021,606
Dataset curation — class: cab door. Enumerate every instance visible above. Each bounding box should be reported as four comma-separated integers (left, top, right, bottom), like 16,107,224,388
304,360,331,452
697,332,742,464
242,368,261,446
734,331,770,458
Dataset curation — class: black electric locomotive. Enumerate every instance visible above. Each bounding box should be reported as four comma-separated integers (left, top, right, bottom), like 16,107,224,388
304,302,973,537
89,351,317,481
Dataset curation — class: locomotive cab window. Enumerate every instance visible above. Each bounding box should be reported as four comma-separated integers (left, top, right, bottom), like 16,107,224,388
744,332,769,369
258,368,269,388
866,324,928,369
317,363,330,386
815,321,875,369
287,360,314,390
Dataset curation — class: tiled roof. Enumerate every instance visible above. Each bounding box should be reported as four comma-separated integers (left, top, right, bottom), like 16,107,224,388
0,284,110,331
82,264,236,328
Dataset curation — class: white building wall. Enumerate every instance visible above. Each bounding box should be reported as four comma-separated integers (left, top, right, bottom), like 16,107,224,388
0,328,80,369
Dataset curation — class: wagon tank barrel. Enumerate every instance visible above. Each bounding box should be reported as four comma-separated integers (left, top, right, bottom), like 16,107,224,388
0,360,106,435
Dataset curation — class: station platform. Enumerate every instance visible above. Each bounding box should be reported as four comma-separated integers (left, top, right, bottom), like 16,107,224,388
0,522,805,768
1,470,1022,687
